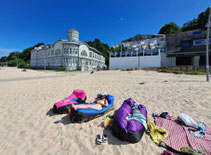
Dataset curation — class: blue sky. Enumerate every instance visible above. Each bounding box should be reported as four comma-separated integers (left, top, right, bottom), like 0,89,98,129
0,0,210,57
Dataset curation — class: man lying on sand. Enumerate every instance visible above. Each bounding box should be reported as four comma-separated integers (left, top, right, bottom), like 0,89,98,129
72,92,108,110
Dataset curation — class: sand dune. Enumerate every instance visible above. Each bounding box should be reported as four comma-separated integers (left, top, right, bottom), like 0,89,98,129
0,67,211,155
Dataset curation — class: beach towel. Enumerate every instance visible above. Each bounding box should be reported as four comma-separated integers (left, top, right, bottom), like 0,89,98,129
126,109,147,130
147,121,168,143
155,117,211,155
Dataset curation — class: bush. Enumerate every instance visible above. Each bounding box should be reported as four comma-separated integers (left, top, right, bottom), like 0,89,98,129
0,62,7,66
8,59,18,66
8,59,26,67
58,65,66,71
18,61,27,68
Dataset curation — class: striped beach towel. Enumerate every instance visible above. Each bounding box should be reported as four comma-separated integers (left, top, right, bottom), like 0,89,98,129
127,109,147,130
155,117,211,155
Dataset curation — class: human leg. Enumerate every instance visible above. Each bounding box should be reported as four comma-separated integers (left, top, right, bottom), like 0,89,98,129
72,104,102,110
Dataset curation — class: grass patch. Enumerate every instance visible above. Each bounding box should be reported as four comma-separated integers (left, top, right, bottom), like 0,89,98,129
158,67,210,75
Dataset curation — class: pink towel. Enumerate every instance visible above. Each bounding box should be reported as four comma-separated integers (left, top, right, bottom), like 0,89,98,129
155,117,211,155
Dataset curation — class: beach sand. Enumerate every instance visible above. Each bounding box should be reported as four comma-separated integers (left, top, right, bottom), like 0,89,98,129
0,67,211,155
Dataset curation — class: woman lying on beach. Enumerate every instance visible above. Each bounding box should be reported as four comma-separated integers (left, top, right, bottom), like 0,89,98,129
72,93,108,110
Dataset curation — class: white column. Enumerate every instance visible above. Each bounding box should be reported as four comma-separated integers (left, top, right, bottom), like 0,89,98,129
171,57,176,66
192,56,200,66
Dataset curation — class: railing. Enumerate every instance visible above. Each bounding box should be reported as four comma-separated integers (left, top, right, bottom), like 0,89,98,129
110,48,165,58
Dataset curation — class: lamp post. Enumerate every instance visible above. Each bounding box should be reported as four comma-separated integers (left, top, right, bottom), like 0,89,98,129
206,6,211,81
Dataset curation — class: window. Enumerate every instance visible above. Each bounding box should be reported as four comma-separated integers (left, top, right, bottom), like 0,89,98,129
81,50,88,56
89,52,92,57
75,48,78,54
69,48,72,54
73,48,75,54
182,42,190,47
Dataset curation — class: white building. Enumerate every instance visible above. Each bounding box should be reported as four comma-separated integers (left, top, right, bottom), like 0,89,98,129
109,34,172,69
121,34,166,50
30,29,105,71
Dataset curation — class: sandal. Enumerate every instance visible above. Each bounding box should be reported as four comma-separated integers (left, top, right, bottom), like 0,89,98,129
102,134,108,143
96,134,102,145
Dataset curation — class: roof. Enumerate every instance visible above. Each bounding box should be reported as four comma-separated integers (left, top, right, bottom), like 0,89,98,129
67,29,79,33
122,34,165,43
34,40,103,55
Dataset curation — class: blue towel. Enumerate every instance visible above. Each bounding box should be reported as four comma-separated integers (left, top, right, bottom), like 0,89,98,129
70,98,78,101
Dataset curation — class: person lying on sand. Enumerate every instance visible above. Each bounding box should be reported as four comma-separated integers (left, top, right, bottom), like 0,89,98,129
72,92,108,110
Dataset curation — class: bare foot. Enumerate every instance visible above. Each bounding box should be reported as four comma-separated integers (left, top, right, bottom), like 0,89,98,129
72,104,77,110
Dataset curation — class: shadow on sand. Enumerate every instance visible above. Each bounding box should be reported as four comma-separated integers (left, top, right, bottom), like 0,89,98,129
46,108,57,117
52,114,72,125
102,128,130,145
59,115,72,125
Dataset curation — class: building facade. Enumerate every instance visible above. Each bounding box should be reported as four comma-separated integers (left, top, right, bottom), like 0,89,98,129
109,34,172,69
166,29,211,66
30,29,105,71
121,34,166,50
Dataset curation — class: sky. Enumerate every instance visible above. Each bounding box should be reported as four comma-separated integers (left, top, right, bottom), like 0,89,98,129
0,0,210,57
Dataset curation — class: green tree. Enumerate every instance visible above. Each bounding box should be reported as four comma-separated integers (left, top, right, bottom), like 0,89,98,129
0,56,8,62
158,22,181,34
86,39,110,66
7,59,24,67
20,42,44,62
182,19,199,31
181,7,210,31
0,42,44,65
197,7,209,29
34,42,44,48
18,61,27,68
20,47,34,62
7,51,22,61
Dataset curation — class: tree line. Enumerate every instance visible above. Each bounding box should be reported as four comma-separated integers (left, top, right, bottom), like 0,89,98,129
0,43,44,68
159,7,209,34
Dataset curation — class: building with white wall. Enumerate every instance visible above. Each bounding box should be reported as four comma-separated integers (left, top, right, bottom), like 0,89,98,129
121,34,166,50
30,29,105,71
109,34,173,69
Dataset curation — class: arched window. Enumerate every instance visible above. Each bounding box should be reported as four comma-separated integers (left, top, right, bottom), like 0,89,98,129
56,49,61,55
81,50,87,56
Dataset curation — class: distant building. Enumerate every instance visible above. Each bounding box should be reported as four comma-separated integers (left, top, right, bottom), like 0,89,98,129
30,29,105,71
121,34,166,50
112,44,119,48
166,29,211,66
109,34,171,69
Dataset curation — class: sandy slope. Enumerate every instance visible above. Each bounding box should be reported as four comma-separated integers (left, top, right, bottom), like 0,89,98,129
0,67,211,155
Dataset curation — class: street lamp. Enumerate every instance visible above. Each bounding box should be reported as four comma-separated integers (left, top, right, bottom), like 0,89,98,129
206,6,211,81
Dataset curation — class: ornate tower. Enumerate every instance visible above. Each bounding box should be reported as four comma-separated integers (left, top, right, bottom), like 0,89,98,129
67,29,79,42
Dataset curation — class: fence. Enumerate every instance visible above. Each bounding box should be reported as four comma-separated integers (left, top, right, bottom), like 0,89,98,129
110,48,165,58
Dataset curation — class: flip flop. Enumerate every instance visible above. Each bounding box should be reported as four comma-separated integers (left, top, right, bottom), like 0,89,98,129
102,134,108,143
96,134,102,145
